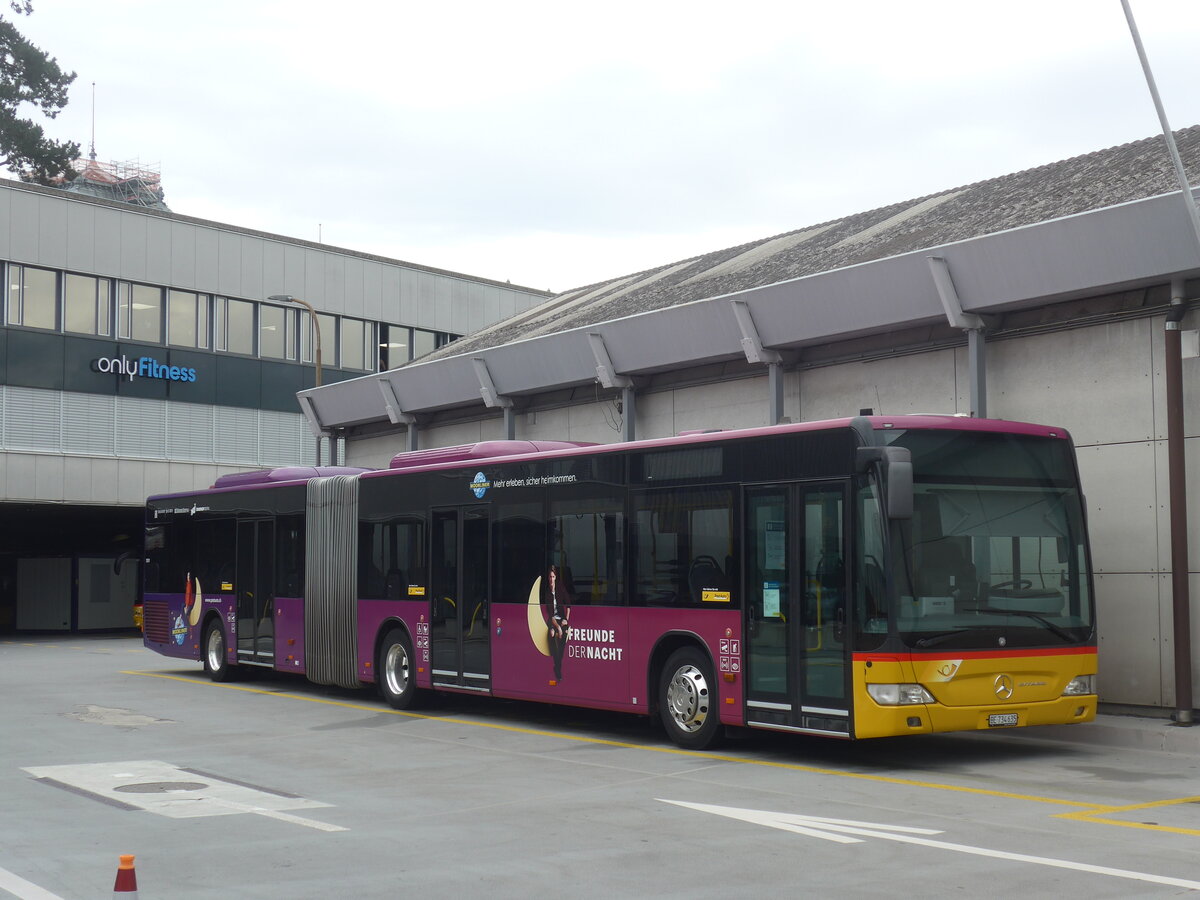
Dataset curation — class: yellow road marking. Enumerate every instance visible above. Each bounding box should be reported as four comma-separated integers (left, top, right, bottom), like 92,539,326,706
1057,796,1200,836
125,669,1200,834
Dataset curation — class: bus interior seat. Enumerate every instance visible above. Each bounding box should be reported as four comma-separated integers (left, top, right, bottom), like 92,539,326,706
688,555,726,603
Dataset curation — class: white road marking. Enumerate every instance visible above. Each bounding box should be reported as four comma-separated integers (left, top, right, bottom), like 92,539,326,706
661,800,1200,892
0,865,68,900
205,798,348,832
23,760,346,833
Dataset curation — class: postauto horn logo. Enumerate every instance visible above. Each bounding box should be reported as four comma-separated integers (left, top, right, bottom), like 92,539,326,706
92,355,198,383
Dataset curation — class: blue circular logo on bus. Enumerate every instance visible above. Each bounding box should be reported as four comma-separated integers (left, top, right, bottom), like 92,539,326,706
470,472,491,498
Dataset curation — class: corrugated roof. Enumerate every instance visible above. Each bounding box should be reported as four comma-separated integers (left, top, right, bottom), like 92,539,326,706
426,127,1200,361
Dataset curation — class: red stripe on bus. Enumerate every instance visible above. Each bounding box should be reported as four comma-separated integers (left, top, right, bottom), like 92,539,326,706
854,646,1097,663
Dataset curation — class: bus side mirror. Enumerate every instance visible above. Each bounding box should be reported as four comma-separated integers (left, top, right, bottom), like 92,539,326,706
856,446,912,520
884,447,913,520
113,550,135,576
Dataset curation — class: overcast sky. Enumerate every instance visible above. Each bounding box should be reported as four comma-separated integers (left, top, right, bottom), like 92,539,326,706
16,0,1200,293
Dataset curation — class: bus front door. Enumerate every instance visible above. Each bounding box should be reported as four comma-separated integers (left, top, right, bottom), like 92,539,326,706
744,482,849,735
235,518,275,664
429,506,491,691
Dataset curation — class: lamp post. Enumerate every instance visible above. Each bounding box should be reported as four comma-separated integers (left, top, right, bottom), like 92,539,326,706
268,294,325,465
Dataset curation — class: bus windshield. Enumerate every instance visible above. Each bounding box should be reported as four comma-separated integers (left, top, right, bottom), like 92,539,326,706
876,429,1094,650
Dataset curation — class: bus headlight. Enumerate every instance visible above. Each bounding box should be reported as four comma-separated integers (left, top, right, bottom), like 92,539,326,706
1062,675,1095,696
867,683,935,705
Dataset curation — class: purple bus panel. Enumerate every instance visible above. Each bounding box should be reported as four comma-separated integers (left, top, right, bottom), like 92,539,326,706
491,604,743,723
356,599,434,688
491,603,632,708
142,592,236,663
274,596,305,674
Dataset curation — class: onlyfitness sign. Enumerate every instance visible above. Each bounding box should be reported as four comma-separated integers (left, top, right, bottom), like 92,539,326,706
92,355,198,383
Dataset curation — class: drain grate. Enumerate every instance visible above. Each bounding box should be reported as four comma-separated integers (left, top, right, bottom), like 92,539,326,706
114,781,208,793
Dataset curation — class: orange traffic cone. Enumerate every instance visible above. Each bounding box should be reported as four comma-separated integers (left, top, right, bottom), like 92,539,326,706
112,854,138,897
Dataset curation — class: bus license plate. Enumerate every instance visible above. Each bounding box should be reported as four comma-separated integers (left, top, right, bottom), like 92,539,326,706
988,713,1019,727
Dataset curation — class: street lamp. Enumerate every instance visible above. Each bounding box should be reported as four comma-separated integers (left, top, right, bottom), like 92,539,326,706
268,294,325,464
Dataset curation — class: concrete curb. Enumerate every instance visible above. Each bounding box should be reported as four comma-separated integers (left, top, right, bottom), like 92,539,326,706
1020,714,1200,754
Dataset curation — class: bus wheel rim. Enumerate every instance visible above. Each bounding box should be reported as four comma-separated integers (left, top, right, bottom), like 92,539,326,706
206,628,223,669
667,664,709,733
385,642,409,696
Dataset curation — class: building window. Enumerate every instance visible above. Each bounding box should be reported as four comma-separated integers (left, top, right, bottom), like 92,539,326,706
65,273,112,336
412,328,436,360
301,311,338,367
117,282,163,343
379,324,410,369
284,307,299,361
7,264,58,330
216,297,255,355
168,290,210,349
340,317,372,371
259,303,287,359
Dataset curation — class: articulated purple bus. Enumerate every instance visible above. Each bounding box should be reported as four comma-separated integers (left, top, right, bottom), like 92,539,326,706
142,415,1097,749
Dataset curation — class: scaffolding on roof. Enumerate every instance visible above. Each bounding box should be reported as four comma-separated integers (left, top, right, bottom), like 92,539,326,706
62,157,170,211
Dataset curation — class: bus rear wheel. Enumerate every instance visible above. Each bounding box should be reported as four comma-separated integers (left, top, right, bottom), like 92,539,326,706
202,621,235,682
378,629,418,709
659,647,721,750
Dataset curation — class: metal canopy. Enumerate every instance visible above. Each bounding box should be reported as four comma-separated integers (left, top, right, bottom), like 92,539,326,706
299,189,1200,432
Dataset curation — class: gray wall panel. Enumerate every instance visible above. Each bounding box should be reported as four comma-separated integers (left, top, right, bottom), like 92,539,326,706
217,230,242,296
281,243,306,299
800,349,959,421
381,265,401,322
400,269,421,324
5,452,34,499
0,188,11,258
1095,572,1163,706
169,221,196,288
145,215,171,284
92,207,122,277
433,275,452,332
34,453,63,500
304,248,327,309
90,458,119,503
36,196,67,269
361,261,382,321
989,320,1156,447
194,226,218,287
63,455,91,501
323,253,346,313
239,236,264,301
343,257,364,318
1075,441,1159,574
1151,437,1200,575
119,213,147,280
9,190,38,263
142,460,171,501
65,202,96,273
262,240,286,298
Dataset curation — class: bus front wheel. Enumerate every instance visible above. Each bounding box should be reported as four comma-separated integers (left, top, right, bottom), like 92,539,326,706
378,629,418,709
659,647,721,750
202,622,235,682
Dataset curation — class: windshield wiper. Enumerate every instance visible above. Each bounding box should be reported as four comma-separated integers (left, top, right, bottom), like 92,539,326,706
965,607,1075,642
913,629,974,649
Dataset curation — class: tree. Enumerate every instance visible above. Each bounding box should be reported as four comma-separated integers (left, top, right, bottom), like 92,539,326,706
0,1,77,184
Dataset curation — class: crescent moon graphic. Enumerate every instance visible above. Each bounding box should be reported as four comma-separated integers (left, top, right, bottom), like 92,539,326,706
526,575,550,656
188,577,204,627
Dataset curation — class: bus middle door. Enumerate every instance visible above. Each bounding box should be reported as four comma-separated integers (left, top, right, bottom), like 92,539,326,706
744,482,849,736
429,506,491,691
